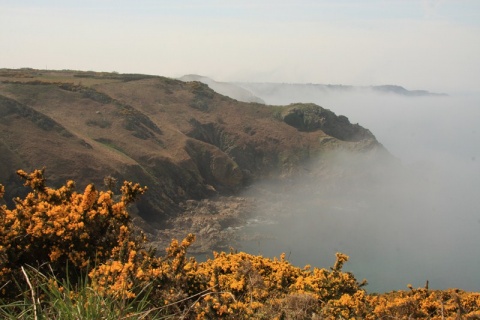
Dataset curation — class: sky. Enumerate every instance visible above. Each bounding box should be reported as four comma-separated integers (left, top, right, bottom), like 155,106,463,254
1,0,480,93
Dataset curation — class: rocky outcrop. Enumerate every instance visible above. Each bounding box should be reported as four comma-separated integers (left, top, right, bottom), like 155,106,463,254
280,103,374,141
184,138,244,193
152,196,254,253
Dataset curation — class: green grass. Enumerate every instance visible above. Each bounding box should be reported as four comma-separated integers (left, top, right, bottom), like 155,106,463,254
0,265,159,320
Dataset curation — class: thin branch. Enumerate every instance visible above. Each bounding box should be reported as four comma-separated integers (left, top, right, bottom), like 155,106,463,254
21,266,38,320
0,280,11,293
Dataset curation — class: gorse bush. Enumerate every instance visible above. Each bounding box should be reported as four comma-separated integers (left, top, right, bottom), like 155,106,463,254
189,251,369,319
1,169,480,319
0,169,146,296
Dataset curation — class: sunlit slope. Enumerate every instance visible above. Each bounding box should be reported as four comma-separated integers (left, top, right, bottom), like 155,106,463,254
0,69,387,227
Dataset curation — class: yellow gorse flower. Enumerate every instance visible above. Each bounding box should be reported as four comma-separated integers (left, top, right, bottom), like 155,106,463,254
0,169,146,297
1,169,480,318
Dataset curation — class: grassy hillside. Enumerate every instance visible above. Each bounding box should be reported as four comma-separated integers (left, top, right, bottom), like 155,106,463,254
0,69,386,233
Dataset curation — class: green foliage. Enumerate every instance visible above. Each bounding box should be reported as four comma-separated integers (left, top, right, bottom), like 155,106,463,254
0,265,156,320
189,81,215,111
270,105,286,121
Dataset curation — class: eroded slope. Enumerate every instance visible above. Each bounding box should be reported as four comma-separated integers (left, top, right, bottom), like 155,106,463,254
0,69,388,234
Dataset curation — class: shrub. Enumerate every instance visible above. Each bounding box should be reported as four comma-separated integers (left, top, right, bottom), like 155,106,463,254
0,169,146,298
184,251,369,319
1,169,480,319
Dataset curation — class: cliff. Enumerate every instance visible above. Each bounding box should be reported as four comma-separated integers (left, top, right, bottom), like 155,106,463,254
0,69,388,234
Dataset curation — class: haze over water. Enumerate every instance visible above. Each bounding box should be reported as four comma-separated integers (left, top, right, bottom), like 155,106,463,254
238,89,480,293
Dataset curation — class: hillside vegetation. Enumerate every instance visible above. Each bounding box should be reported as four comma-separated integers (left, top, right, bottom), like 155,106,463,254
0,69,385,230
1,170,479,319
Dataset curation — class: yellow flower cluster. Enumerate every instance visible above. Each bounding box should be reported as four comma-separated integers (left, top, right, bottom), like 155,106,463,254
368,286,480,319
2,169,480,319
183,250,369,319
0,169,146,297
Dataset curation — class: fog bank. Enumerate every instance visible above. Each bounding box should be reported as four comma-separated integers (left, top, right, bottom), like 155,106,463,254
236,89,480,293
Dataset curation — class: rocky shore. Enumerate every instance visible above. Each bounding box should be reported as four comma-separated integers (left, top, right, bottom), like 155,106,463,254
149,196,255,254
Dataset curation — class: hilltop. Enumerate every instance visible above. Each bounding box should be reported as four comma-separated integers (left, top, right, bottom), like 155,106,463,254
0,68,388,251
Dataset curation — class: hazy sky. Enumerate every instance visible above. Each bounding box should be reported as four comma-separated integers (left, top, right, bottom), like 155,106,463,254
1,0,479,93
